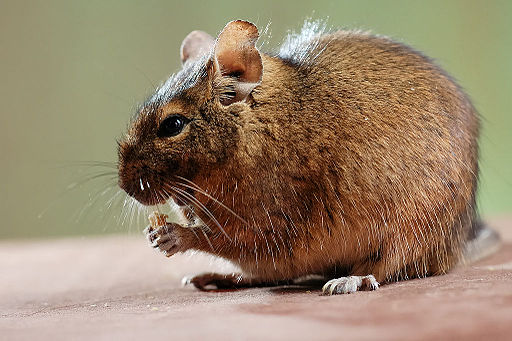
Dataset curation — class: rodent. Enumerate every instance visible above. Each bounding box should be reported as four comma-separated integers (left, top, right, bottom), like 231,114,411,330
117,20,500,294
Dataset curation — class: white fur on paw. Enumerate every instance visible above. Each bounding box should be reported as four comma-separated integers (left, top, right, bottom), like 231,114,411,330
143,226,153,241
143,225,157,243
322,275,379,295
181,276,192,287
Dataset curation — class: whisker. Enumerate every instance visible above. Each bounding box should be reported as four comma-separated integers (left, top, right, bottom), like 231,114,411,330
129,192,138,228
121,195,134,226
67,172,118,190
175,176,247,224
99,189,126,233
199,228,215,251
72,181,119,223
165,189,215,251
57,160,118,169
169,185,232,241
98,188,125,230
38,170,117,220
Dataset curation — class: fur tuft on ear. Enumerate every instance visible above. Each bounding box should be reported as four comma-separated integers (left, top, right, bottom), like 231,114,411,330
213,20,263,104
180,30,215,64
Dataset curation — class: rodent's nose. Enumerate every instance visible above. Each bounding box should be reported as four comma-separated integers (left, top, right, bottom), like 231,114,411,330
117,140,169,206
118,160,166,206
117,138,174,205
118,161,141,198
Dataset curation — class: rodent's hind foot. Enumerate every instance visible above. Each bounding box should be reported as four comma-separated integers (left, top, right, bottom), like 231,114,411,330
322,275,379,295
183,272,249,291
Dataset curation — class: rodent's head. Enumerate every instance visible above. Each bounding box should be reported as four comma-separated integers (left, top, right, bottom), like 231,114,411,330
118,20,263,205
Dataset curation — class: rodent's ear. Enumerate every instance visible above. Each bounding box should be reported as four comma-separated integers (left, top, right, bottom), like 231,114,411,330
213,20,263,105
180,30,215,64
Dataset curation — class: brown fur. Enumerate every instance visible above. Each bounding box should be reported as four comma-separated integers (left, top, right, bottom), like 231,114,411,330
118,21,479,284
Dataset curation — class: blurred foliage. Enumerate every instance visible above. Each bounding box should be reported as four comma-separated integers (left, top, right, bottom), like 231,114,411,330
0,0,510,239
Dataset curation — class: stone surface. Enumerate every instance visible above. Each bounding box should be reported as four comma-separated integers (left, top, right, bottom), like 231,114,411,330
1,217,511,340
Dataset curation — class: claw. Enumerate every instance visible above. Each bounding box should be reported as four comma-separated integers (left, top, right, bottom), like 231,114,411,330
144,217,181,258
322,275,379,295
181,276,192,287
151,237,160,248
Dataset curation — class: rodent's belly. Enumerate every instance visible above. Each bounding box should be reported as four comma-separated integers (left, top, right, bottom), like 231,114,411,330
224,178,472,283
235,228,369,281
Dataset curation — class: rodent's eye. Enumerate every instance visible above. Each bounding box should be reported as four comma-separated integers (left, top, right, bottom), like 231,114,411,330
157,114,190,138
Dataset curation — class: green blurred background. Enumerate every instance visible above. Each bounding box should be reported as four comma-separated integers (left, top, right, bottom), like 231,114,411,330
0,0,510,239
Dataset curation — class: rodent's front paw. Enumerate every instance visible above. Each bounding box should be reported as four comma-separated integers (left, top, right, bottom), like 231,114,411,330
144,223,181,257
322,275,379,295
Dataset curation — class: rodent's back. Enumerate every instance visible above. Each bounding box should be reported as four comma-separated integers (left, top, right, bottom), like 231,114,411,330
237,30,480,281
299,31,479,210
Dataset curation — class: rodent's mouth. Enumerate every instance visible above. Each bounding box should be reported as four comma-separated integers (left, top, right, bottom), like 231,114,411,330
118,179,192,207
117,160,194,207
123,188,182,207
117,178,172,206
117,170,171,206
134,193,169,206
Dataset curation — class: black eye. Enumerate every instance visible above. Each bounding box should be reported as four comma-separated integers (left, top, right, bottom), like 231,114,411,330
157,115,190,138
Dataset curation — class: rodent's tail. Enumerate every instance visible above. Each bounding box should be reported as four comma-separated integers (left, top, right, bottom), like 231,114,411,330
462,220,501,264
